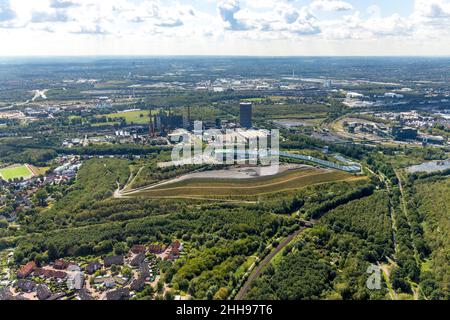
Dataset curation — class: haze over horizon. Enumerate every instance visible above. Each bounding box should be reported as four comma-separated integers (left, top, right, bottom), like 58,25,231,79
0,0,450,56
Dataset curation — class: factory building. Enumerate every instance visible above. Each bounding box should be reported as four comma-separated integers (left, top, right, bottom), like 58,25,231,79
391,126,418,140
149,109,184,137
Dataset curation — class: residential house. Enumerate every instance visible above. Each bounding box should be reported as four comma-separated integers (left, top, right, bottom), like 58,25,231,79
148,244,165,254
171,240,182,250
34,268,67,280
0,288,14,301
139,262,150,279
53,259,69,270
130,276,145,292
106,288,130,301
17,261,36,279
67,271,84,290
78,289,94,301
166,240,183,261
130,253,145,267
94,275,115,289
36,284,52,300
131,245,146,254
86,261,102,275
14,280,36,293
104,255,124,267
67,264,81,272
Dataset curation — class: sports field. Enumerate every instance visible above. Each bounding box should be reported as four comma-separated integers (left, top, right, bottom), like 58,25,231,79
126,167,366,200
0,164,34,181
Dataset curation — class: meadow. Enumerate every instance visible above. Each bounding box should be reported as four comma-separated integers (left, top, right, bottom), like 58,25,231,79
100,109,152,124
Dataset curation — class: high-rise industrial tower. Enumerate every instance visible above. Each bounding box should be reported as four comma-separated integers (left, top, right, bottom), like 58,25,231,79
240,102,253,129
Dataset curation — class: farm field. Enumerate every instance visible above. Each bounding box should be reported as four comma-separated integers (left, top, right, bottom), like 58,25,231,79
0,164,34,181
128,167,366,200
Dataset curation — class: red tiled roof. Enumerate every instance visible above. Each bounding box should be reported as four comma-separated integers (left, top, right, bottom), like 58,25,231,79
54,259,69,270
17,262,36,278
148,244,165,254
131,245,146,254
34,268,67,279
171,240,181,249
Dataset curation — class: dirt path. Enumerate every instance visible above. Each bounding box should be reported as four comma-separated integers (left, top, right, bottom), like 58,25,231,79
114,166,144,198
134,171,333,192
25,164,38,176
395,170,422,300
120,171,363,198
235,227,307,300
115,168,207,197
121,166,144,193
380,261,398,300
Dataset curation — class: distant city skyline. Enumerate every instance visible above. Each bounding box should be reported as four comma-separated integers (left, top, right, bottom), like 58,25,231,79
1,0,450,56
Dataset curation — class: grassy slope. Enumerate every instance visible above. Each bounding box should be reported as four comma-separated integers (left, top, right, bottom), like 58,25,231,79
134,169,365,199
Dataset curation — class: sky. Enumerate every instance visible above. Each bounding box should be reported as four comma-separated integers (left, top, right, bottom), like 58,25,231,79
0,0,450,56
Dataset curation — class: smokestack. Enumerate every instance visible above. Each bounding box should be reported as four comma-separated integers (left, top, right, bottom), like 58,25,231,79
184,106,191,129
149,110,155,138
188,106,191,122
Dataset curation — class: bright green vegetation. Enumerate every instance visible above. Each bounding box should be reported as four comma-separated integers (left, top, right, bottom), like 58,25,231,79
33,159,130,227
246,192,394,300
0,164,34,181
409,177,449,299
97,110,152,125
0,58,448,302
1,157,380,300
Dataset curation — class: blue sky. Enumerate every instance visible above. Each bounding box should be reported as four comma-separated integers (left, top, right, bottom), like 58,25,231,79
0,0,450,56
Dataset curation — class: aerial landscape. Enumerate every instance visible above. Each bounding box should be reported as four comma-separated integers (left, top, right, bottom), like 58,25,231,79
0,0,449,306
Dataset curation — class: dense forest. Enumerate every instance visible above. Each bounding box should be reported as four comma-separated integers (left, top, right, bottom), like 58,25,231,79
246,192,394,300
2,157,381,300
410,177,449,299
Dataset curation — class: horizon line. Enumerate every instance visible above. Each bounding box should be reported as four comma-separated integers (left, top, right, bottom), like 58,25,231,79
1,54,450,59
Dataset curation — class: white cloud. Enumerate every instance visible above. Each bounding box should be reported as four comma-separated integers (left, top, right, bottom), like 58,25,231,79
50,0,79,9
310,0,353,12
0,0,16,23
31,10,70,23
218,0,250,30
414,0,450,18
1,0,450,55
367,5,381,18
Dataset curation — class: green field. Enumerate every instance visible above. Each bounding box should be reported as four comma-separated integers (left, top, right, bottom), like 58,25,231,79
254,104,331,119
131,168,366,200
97,109,161,125
0,164,34,181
